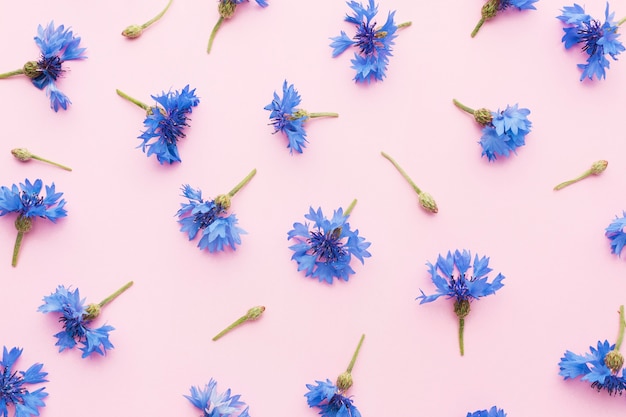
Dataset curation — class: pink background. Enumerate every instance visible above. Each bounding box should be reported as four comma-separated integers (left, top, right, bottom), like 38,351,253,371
2,0,626,415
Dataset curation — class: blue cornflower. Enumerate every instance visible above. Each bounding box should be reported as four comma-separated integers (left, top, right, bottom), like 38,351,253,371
38,282,133,358
417,250,505,355
185,379,250,417
264,81,338,154
557,3,626,81
471,0,538,37
305,335,365,417
177,169,256,253
0,347,48,417
0,179,66,267
453,99,532,161
467,406,507,417
330,0,411,83
287,200,371,284
0,22,86,111
117,86,199,164
207,0,269,53
606,212,626,256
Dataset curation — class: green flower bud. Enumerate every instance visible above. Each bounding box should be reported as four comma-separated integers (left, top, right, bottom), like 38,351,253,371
23,61,40,79
219,0,237,18
418,192,438,214
245,305,265,320
605,350,624,373
336,371,353,391
591,160,608,175
454,299,471,319
11,148,32,162
122,25,143,39
481,0,500,20
474,108,493,125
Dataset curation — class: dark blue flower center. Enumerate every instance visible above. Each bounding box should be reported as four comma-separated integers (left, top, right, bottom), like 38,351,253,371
35,55,64,82
193,204,225,229
1,367,26,404
59,305,87,339
157,108,190,145
354,21,380,55
327,394,357,416
578,19,603,55
448,274,472,301
308,228,347,263
591,374,626,396
20,191,43,211
498,0,511,11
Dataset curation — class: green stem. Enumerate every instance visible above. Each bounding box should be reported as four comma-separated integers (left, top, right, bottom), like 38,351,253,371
616,305,625,351
380,151,422,195
99,281,134,308
116,89,150,111
618,17,626,26
344,199,357,217
471,18,485,38
30,154,72,171
346,334,365,373
308,112,339,118
452,99,475,115
142,0,173,29
0,69,25,79
397,21,412,29
207,16,224,54
11,231,24,267
553,170,592,190
459,318,465,356
228,168,257,197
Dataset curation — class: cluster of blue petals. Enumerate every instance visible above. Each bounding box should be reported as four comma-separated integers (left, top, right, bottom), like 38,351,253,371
226,0,268,7
305,379,361,417
416,250,505,304
557,3,625,81
177,185,246,253
139,85,199,164
38,286,115,358
264,80,308,154
0,179,66,222
466,406,507,417
479,104,532,161
330,0,399,83
287,207,371,284
185,379,250,417
498,0,538,10
31,21,86,111
0,347,48,417
605,212,626,256
559,340,626,395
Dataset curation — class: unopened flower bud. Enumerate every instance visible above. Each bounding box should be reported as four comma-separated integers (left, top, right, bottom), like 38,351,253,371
418,192,438,214
591,160,608,175
245,305,265,320
473,108,493,125
219,0,237,18
605,350,624,373
481,0,499,20
83,303,101,321
454,299,471,319
11,148,33,161
336,371,353,391
122,25,143,39
23,61,40,79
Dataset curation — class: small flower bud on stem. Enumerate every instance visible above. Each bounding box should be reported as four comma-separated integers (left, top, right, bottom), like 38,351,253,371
83,281,134,321
116,89,150,111
212,306,265,341
11,148,72,171
453,99,493,125
471,0,500,37
605,305,626,373
336,333,365,391
381,151,438,213
122,0,173,39
553,160,608,191
11,215,32,267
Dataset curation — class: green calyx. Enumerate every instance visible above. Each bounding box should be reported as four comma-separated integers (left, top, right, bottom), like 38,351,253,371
23,61,40,79
454,299,471,319
336,334,365,391
83,304,101,321
474,108,493,125
15,216,33,233
219,0,237,18
84,281,134,321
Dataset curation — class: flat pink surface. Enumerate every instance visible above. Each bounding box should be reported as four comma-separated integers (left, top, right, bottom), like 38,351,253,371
2,0,626,415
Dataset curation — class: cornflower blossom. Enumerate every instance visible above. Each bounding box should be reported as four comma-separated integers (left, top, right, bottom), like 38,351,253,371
466,406,507,417
38,282,133,358
606,211,626,256
185,379,250,417
305,335,365,417
0,347,48,417
264,80,338,154
287,200,371,284
559,305,626,395
116,86,199,164
453,99,532,161
417,250,505,356
0,179,66,267
177,169,256,253
207,0,268,54
0,22,86,111
330,0,411,83
471,0,538,37
557,3,626,81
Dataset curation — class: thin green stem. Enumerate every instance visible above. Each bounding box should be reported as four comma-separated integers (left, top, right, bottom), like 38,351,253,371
381,151,422,195
11,231,24,267
0,69,25,79
213,316,247,341
346,334,365,373
99,281,134,308
228,168,257,197
452,99,475,115
553,170,592,190
30,154,72,171
616,305,625,351
618,17,626,26
142,0,173,29
471,18,485,38
344,199,357,217
308,112,339,118
397,21,412,29
207,16,224,54
116,89,150,111
459,318,465,356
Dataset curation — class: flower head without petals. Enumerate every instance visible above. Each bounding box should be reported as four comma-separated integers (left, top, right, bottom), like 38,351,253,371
138,85,199,164
287,206,371,284
0,347,48,417
305,379,361,417
38,286,115,358
185,379,250,417
557,3,625,81
605,212,626,257
466,406,507,417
